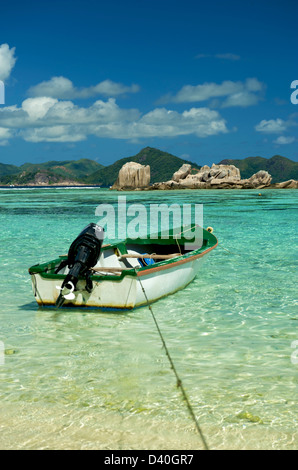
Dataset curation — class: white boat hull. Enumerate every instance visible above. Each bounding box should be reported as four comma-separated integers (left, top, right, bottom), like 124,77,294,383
135,255,207,306
31,253,209,309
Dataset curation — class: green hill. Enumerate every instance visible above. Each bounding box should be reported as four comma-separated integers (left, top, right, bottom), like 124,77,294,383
0,162,20,177
219,155,298,183
85,147,200,186
19,158,103,179
0,158,103,185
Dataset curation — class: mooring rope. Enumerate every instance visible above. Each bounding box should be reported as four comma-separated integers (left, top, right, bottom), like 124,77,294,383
218,243,241,257
174,235,182,255
137,274,210,451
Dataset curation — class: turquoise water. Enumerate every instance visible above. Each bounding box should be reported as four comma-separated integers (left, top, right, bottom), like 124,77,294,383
0,187,297,450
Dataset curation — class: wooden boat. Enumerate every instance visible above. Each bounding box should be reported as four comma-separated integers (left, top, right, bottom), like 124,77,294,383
29,224,217,309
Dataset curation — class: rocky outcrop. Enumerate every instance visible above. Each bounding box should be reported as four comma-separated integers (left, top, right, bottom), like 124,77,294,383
240,170,272,189
172,163,192,182
34,172,50,185
151,163,241,189
197,163,241,183
111,161,150,190
150,164,272,190
271,179,298,189
110,160,298,191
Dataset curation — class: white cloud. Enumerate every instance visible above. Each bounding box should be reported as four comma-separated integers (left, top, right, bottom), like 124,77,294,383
255,118,287,134
92,80,139,97
0,44,17,81
21,126,87,143
215,53,240,61
0,126,12,146
22,97,58,120
221,91,260,108
28,76,140,99
95,107,228,139
196,53,240,61
0,97,228,143
0,127,12,139
28,77,74,100
159,78,265,107
273,136,295,145
255,116,298,144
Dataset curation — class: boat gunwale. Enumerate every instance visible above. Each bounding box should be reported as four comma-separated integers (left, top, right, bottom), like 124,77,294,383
137,239,218,276
28,227,218,281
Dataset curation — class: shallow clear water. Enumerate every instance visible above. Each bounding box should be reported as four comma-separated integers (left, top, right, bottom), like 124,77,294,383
0,187,297,450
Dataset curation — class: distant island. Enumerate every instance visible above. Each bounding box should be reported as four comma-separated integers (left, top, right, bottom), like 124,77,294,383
0,158,103,186
0,147,298,187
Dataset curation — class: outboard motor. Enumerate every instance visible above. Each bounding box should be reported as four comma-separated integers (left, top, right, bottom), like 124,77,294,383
55,223,104,308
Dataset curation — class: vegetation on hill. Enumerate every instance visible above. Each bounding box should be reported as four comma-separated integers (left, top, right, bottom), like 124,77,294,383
0,170,72,185
84,147,200,186
19,158,103,179
0,162,19,177
219,155,298,183
0,158,103,185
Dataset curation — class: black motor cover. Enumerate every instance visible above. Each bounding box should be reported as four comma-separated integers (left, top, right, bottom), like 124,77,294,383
67,223,104,271
56,223,104,307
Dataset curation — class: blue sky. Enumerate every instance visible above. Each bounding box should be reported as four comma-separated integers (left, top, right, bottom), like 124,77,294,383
0,0,297,166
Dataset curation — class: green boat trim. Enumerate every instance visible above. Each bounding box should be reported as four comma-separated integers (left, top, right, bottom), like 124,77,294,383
28,225,218,282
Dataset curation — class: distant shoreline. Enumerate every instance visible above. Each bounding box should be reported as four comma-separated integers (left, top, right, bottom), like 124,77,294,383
0,184,297,190
0,184,102,189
